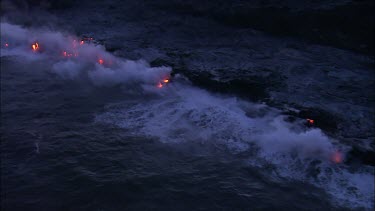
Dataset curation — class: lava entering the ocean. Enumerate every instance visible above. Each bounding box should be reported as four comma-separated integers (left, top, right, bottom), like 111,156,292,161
31,42,39,52
331,150,344,164
307,118,314,125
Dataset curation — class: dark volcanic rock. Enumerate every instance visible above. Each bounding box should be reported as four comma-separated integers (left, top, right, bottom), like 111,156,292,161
177,70,269,101
347,146,375,166
283,107,341,134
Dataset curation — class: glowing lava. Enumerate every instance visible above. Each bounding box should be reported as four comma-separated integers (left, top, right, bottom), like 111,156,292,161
98,59,104,65
5,43,9,47
80,40,84,45
331,150,343,164
307,118,314,125
32,42,39,52
156,77,170,88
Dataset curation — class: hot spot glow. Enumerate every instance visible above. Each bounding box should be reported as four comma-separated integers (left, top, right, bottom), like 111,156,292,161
157,77,171,88
32,42,39,52
331,150,343,164
307,118,314,124
5,43,9,47
80,40,84,45
98,59,104,65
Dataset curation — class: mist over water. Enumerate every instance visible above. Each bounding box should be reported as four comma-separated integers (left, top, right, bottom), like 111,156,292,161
1,22,171,88
1,21,374,210
96,82,374,209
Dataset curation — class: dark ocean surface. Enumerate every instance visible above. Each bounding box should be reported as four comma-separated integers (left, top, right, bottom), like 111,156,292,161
0,56,350,211
1,0,374,210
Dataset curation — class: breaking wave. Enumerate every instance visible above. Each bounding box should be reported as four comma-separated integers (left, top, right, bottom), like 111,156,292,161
2,22,373,210
96,81,374,209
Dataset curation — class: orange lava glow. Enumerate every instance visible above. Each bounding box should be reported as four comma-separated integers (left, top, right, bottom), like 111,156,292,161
156,77,171,88
98,59,104,65
331,150,343,164
307,118,314,124
32,42,39,52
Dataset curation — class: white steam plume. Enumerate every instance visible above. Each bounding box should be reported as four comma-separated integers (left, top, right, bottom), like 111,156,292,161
1,22,171,88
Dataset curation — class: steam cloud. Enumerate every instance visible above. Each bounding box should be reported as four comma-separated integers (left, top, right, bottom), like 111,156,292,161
96,83,374,210
1,22,171,88
2,21,374,210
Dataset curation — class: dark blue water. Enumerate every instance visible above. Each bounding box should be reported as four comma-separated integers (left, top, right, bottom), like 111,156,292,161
1,0,374,209
1,57,344,210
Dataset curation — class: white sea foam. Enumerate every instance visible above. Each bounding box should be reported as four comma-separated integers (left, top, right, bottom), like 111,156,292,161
2,22,373,210
96,83,374,210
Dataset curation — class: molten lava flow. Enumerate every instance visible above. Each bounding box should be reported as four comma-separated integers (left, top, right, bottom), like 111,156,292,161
32,42,39,52
156,77,170,88
331,150,343,164
98,59,104,65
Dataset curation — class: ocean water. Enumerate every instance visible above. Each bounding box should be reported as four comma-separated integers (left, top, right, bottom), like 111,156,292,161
1,14,374,211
